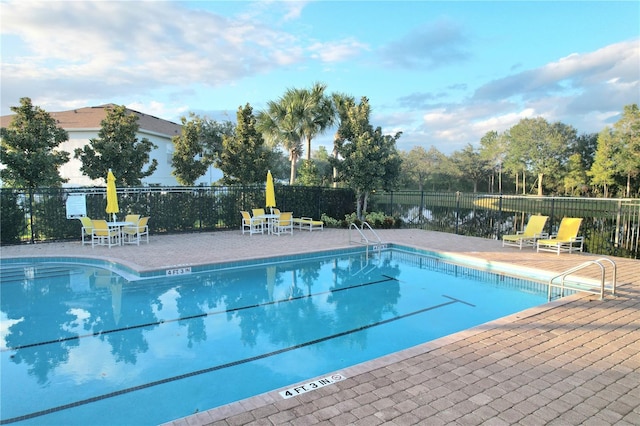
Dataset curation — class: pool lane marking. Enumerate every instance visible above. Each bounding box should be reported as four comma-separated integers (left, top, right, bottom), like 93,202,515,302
0,295,469,424
443,295,476,307
3,275,399,352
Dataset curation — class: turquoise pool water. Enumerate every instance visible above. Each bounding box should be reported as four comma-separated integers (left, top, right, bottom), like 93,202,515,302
1,247,549,425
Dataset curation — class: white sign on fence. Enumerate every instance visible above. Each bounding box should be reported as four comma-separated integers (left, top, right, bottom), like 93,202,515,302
66,194,86,219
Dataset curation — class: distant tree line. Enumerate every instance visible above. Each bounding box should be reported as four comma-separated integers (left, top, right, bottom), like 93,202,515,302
401,105,640,197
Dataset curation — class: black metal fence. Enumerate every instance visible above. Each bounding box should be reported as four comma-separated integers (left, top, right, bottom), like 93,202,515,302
0,186,355,245
370,191,640,259
3,186,639,259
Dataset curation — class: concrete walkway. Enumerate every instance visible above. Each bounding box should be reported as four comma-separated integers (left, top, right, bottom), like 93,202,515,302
2,229,638,425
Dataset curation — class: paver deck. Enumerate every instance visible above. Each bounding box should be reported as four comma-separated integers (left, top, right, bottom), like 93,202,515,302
2,228,638,425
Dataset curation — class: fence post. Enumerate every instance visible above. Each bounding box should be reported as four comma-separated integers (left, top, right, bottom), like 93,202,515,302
549,197,555,235
28,188,35,243
497,193,503,239
419,191,424,222
615,199,622,248
455,191,460,235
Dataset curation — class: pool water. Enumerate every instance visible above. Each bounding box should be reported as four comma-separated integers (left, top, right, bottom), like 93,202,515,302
1,248,548,425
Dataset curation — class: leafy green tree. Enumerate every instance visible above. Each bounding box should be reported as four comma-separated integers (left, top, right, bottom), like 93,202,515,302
298,146,332,186
172,114,209,185
613,104,640,196
572,133,598,171
171,113,233,185
506,117,573,195
588,127,618,197
478,130,507,193
1,97,69,188
400,145,447,191
217,104,271,185
563,153,589,195
451,144,489,193
74,105,157,186
501,127,527,194
332,97,402,219
313,146,333,186
297,160,321,186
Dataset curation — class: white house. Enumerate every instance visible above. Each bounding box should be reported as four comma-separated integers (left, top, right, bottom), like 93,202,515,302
0,104,222,187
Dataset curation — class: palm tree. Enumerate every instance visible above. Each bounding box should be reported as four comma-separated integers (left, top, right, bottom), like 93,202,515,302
257,83,334,184
257,100,302,185
330,93,355,187
298,83,335,162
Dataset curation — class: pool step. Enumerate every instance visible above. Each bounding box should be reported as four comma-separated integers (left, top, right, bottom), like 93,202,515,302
0,264,83,283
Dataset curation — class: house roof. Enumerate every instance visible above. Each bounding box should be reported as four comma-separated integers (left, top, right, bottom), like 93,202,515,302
0,104,182,137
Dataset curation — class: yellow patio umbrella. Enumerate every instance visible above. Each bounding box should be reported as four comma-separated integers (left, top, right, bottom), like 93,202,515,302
106,169,119,221
266,170,276,213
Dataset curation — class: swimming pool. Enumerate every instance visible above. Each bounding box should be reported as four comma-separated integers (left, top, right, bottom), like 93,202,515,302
1,247,552,425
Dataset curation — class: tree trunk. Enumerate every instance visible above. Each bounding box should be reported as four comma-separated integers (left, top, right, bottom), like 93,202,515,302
332,145,338,188
289,151,298,184
362,192,369,219
522,171,526,195
538,173,544,196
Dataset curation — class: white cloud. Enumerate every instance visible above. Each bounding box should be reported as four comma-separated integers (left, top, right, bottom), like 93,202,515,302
474,39,639,100
379,18,471,70
308,38,369,62
0,1,304,105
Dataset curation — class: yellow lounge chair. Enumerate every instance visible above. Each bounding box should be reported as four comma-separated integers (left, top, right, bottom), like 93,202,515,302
537,218,584,254
91,220,120,248
502,215,548,249
79,216,94,245
241,211,264,235
292,217,324,231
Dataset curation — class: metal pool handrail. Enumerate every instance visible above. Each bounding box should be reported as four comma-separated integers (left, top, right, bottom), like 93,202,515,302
548,257,617,301
349,222,383,246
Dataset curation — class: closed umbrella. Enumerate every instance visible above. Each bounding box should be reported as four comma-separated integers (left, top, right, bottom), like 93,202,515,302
266,170,276,213
106,169,119,221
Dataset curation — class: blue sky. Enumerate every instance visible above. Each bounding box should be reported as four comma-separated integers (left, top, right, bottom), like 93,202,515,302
1,1,638,154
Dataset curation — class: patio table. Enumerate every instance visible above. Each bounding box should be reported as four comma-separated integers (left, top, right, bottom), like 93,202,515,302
257,214,279,235
107,221,134,246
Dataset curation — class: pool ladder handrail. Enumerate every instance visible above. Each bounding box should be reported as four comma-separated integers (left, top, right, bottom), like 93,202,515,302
349,222,383,246
547,257,617,301
349,222,385,258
